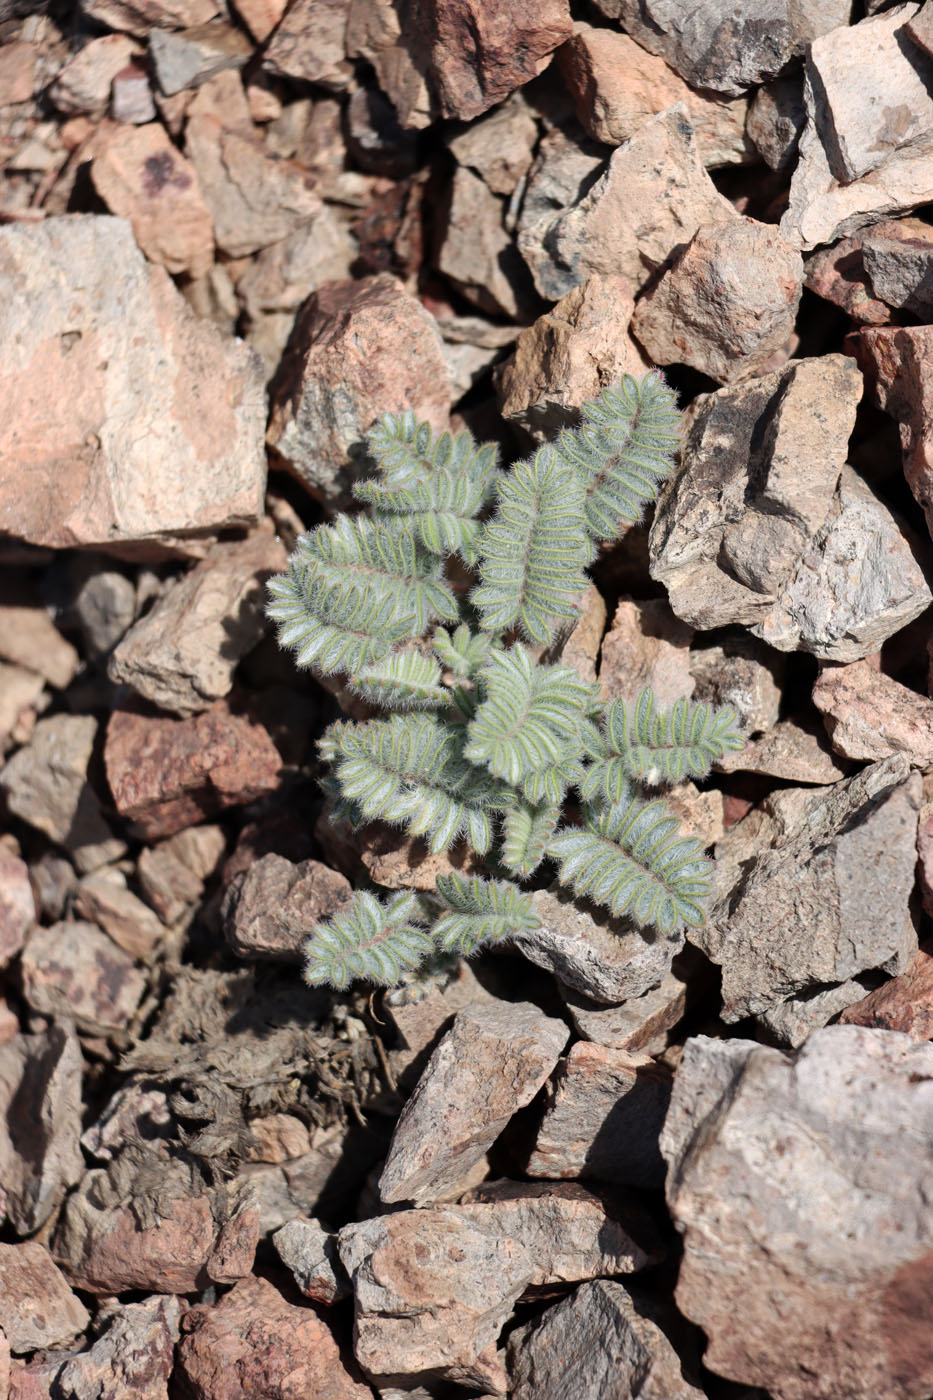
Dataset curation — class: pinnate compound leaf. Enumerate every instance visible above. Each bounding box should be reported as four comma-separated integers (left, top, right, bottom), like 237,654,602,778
583,689,745,797
350,650,447,710
500,799,561,878
547,795,713,933
432,872,541,955
304,890,434,989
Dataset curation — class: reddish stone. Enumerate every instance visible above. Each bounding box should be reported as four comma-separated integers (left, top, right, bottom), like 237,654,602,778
858,324,933,541
105,700,281,839
839,944,933,1041
428,0,572,121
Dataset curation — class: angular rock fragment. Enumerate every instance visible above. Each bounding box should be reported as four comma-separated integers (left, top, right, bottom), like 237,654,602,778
427,0,572,121
21,921,146,1035
447,93,538,196
137,823,225,925
108,531,286,715
661,1027,933,1400
0,665,44,752
598,597,694,707
745,74,806,170
70,557,138,658
50,34,140,117
149,20,251,96
518,105,735,302
234,0,287,42
263,0,353,89
508,1279,704,1400
558,24,751,166
858,324,933,539
80,0,221,33
755,980,868,1049
519,886,685,1004
345,0,432,130
631,219,803,383
700,756,920,1023
839,943,933,1040
0,216,265,554
715,716,848,784
105,701,281,840
175,1274,371,1400
267,274,452,507
688,632,783,736
812,659,933,765
590,0,850,95
561,955,694,1054
0,596,79,688
53,1296,180,1400
0,715,124,873
223,854,353,962
341,1184,653,1391
185,115,321,257
378,1000,569,1205
0,849,33,971
497,275,648,442
237,207,356,322
527,1041,672,1188
437,166,535,319
385,961,496,1087
0,1024,84,1235
860,215,933,318
73,868,166,961
273,1216,350,1304
90,121,214,278
0,1243,89,1355
650,357,932,656
111,60,158,123
804,228,892,325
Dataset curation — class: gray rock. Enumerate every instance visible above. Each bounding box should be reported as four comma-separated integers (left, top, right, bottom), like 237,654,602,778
715,716,849,785
378,1000,569,1205
437,165,535,319
812,658,933,766
518,105,736,302
223,854,353,964
0,1242,89,1354
519,886,686,1004
70,558,137,658
73,868,166,962
699,755,920,1023
861,216,933,318
0,1024,84,1235
149,21,250,96
508,1279,705,1400
273,1216,350,1304
650,357,931,658
0,714,125,873
108,531,287,715
561,954,695,1053
661,1027,933,1400
526,1042,672,1189
756,980,867,1049
447,92,538,196
516,124,607,284
54,1295,180,1400
589,0,850,96
745,74,807,170
689,632,783,736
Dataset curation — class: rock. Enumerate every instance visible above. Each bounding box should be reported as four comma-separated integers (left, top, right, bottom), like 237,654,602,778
243,1113,311,1164
54,1167,259,1294
558,24,751,167
137,824,225,925
699,756,920,1023
79,0,221,33
496,275,648,443
804,229,893,326
237,1128,347,1237
716,716,848,784
111,60,158,123
839,943,933,1040
26,852,75,927
108,532,286,715
0,216,265,555
0,715,125,873
598,597,694,707
561,954,694,1053
21,921,146,1035
591,0,852,96
858,325,933,539
630,218,803,384
527,1041,672,1188
427,0,572,121
518,105,736,303
90,121,214,278
756,980,868,1049
51,1297,179,1399
0,40,36,106
437,166,535,319
518,886,685,1004
650,357,932,656
0,1024,84,1235
340,1184,653,1391
378,1000,568,1206
357,824,485,892
233,0,286,42
508,1279,705,1400
0,849,33,971
223,854,353,962
447,93,538,196
345,0,432,130
0,597,79,688
263,0,353,89
346,85,419,178
688,632,783,736
812,659,933,765
237,206,356,321
273,1217,350,1304
69,559,137,659
149,21,251,96
661,1027,933,1400
105,700,281,841
267,274,452,508
50,34,140,117
516,122,607,278
860,215,933,317
175,1274,371,1400
0,1244,89,1355
920,778,933,916
384,960,497,1086
664,780,724,849
746,74,807,170
185,115,321,258
782,19,933,250
543,581,606,686
0,665,44,752
73,869,166,961
81,1080,173,1163
808,5,933,184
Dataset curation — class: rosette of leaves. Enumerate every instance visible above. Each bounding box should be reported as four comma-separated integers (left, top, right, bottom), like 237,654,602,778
268,374,745,990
